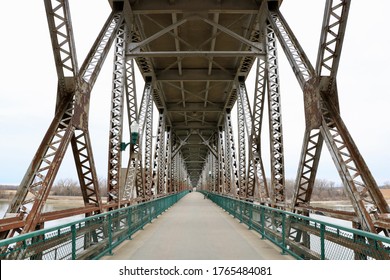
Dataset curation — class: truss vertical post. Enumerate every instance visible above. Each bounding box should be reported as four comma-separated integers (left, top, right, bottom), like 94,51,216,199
222,125,232,195
151,110,166,196
237,75,268,202
265,23,285,206
121,58,139,203
165,127,173,194
107,20,127,206
252,58,269,202
225,112,239,197
218,127,225,194
143,95,154,199
236,87,247,199
129,78,152,200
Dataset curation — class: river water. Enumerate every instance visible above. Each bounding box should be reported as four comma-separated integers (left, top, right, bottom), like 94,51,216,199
0,199,85,228
0,199,353,229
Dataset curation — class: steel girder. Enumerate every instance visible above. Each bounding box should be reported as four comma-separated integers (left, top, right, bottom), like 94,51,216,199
132,79,153,199
222,125,232,195
151,111,167,196
107,20,127,205
143,95,154,198
237,77,269,202
121,58,139,202
236,89,247,199
252,59,269,202
265,23,286,206
217,127,225,194
1,1,122,237
268,1,389,234
165,127,173,193
224,112,239,197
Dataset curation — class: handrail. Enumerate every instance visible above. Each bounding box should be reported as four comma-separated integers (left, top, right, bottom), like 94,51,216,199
0,191,189,260
201,191,390,260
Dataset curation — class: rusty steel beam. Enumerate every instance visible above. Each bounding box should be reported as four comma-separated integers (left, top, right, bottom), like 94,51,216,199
71,130,102,210
251,58,269,202
0,6,122,239
107,19,127,205
121,59,139,202
236,93,247,198
267,2,389,236
44,0,78,84
130,79,153,199
265,23,285,206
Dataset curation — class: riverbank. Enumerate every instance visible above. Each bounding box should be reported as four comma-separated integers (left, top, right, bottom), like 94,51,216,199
0,191,85,208
0,189,389,207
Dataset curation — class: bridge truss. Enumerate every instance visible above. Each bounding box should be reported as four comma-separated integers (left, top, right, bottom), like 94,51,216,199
1,0,389,250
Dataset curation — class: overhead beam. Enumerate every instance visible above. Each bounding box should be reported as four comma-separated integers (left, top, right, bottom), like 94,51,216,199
166,102,224,112
127,51,264,57
172,122,218,130
156,69,235,81
115,0,259,14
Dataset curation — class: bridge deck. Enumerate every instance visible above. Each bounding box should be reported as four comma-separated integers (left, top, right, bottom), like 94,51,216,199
102,192,293,260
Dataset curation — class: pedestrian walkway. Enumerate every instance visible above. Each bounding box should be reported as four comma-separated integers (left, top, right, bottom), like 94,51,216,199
102,192,294,260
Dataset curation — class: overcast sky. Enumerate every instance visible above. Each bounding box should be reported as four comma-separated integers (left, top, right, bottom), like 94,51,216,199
0,0,389,187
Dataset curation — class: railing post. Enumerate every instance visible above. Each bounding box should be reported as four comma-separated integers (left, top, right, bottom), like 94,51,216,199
320,224,325,260
248,205,253,230
281,213,286,255
127,207,132,239
108,214,113,255
239,202,243,223
71,224,76,260
260,207,265,239
149,203,153,223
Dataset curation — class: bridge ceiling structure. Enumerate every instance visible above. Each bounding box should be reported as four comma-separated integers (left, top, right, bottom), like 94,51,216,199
122,0,272,184
1,0,390,246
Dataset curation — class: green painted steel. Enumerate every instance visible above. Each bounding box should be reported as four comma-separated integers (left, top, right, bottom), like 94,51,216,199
201,191,390,260
0,191,189,260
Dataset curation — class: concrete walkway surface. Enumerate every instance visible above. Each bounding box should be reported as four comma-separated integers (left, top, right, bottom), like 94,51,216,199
102,192,294,260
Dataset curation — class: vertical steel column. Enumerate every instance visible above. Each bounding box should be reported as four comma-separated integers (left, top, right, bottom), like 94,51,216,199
265,23,285,206
225,112,239,197
252,58,269,202
173,151,179,193
107,20,126,205
165,127,172,194
170,134,178,193
218,127,225,194
222,126,232,195
143,96,154,199
131,79,153,199
151,110,166,196
267,9,316,211
157,124,167,196
236,90,247,199
121,58,139,202
237,76,268,202
211,133,218,192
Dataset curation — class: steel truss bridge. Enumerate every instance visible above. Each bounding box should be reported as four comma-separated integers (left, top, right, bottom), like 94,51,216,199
1,0,390,259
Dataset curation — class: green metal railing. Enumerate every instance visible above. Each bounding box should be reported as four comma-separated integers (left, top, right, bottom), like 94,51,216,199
0,191,188,260
202,191,390,260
